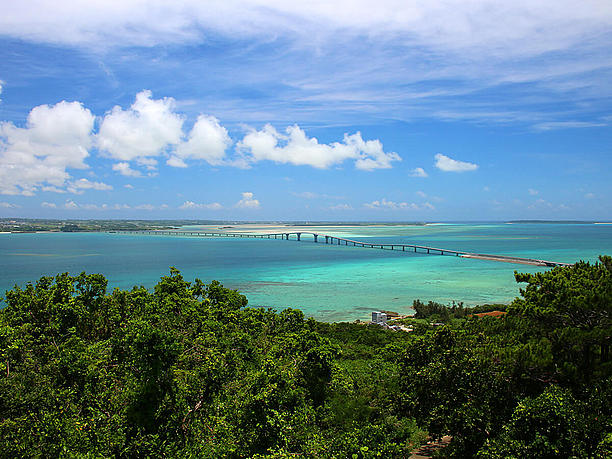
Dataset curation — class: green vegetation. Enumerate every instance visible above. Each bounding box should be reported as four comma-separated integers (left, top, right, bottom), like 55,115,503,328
0,218,428,233
0,257,610,457
0,218,210,232
0,269,424,457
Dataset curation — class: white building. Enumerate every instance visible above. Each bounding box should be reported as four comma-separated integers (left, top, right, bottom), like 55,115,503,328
372,311,387,324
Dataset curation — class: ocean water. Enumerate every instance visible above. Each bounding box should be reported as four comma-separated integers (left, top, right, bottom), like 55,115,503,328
1,223,610,321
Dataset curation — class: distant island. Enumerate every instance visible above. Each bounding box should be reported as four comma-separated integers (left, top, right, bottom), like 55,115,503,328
0,218,431,233
5,218,609,234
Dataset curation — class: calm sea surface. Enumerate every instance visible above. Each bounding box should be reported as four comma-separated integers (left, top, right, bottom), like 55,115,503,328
1,223,611,321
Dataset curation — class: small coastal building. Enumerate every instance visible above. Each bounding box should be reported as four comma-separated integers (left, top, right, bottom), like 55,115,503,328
372,311,388,324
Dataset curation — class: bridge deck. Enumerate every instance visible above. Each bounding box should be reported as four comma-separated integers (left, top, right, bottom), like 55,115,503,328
109,230,572,267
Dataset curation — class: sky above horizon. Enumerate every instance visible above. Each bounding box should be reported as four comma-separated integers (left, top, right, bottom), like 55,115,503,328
1,1,611,221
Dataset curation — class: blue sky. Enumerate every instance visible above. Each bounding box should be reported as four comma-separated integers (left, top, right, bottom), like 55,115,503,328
0,1,611,221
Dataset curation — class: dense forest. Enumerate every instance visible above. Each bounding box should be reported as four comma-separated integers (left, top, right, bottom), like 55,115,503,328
0,258,610,457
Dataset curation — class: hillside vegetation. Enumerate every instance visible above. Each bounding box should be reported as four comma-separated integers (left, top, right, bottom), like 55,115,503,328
1,258,611,457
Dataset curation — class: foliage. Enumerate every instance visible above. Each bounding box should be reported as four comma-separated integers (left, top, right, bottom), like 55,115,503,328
477,385,590,458
0,269,423,457
412,299,506,322
399,256,612,456
1,256,610,457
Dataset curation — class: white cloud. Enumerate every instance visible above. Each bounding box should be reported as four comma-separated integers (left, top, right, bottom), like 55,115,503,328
528,188,539,196
364,198,434,210
113,203,131,210
483,186,490,192
170,115,232,167
41,202,57,208
0,201,19,208
434,153,478,172
533,121,607,131
416,190,427,198
166,156,188,168
410,167,428,177
585,192,595,199
81,203,109,210
329,203,353,210
238,125,400,170
112,162,142,177
2,2,612,128
0,100,95,195
67,178,112,193
3,1,611,59
179,200,223,210
235,191,260,209
98,90,183,163
135,157,158,170
124,184,134,189
64,199,78,209
292,191,318,199
42,186,66,193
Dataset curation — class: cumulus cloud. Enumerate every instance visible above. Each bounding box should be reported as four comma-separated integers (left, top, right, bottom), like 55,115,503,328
112,162,142,177
0,100,95,195
67,178,112,194
42,186,66,193
41,202,57,208
166,156,188,168
235,191,260,209
364,198,434,210
179,201,223,210
0,201,19,208
528,188,539,196
410,167,428,177
434,153,478,172
169,115,232,167
98,90,183,166
238,125,400,170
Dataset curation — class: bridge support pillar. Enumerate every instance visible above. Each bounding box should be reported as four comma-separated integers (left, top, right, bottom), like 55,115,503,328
325,236,329,244
297,233,301,241
314,234,318,242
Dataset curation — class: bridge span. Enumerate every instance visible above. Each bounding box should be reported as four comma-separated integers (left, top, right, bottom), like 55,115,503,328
110,230,572,268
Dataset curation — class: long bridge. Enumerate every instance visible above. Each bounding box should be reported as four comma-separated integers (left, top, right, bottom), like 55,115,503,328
110,230,572,267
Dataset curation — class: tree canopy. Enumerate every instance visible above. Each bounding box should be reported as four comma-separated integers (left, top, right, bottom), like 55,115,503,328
0,257,610,457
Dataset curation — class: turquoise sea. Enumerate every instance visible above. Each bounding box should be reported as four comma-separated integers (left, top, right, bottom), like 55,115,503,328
1,223,611,321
